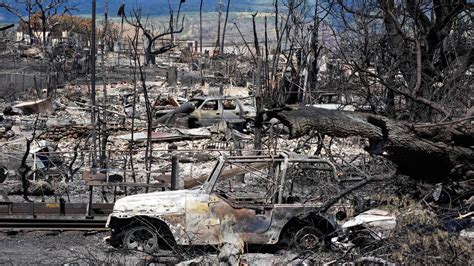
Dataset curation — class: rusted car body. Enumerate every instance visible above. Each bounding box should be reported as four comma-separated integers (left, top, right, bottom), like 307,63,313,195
106,153,342,252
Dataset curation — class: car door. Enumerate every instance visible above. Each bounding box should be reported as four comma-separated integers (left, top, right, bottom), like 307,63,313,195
206,160,278,244
221,99,243,123
184,191,222,245
195,99,222,126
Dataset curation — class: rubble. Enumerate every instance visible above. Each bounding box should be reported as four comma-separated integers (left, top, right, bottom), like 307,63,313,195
341,209,397,236
0,1,471,264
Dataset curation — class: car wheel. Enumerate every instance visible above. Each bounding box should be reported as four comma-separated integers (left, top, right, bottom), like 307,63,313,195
188,117,199,128
244,119,255,133
123,225,160,253
109,230,125,248
292,226,324,251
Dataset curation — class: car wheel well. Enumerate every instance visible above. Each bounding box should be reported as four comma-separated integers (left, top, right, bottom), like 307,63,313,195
188,117,199,128
279,214,336,245
109,216,176,249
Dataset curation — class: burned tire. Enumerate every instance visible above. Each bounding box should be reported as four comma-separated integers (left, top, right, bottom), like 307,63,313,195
123,226,160,253
109,230,125,248
244,119,255,133
188,117,199,128
291,226,324,251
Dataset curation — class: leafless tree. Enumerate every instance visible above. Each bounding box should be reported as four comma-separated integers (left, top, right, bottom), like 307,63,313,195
126,23,140,184
125,9,156,191
0,0,34,43
265,0,330,107
33,0,75,45
118,3,185,65
1,0,76,45
328,0,473,122
18,115,43,201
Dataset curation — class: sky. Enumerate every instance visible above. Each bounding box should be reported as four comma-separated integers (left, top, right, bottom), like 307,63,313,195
0,0,278,23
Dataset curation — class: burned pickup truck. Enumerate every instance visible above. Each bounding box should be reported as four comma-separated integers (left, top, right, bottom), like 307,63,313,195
106,153,344,253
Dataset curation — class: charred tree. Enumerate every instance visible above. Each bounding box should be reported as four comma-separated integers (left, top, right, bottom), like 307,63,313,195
32,0,75,46
0,1,34,44
19,116,42,201
331,0,473,122
119,5,185,65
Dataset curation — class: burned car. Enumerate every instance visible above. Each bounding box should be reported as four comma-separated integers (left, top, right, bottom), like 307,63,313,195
154,96,256,130
187,96,256,127
106,153,345,253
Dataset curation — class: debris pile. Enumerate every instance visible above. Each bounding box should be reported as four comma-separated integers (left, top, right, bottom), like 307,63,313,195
0,1,472,264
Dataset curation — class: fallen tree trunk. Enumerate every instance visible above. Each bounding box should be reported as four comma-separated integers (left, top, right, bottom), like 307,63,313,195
267,107,473,181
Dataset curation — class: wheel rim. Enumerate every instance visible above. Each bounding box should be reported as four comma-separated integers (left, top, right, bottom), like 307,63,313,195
124,226,159,253
245,120,255,132
294,226,322,250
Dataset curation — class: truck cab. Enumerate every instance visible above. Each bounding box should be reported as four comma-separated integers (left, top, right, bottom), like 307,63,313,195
106,153,342,253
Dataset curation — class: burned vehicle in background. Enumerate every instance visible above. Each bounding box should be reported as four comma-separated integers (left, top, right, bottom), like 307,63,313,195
187,96,256,128
154,96,256,130
106,153,346,253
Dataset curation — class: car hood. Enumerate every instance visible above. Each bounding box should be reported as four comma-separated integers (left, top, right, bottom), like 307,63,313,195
112,189,200,216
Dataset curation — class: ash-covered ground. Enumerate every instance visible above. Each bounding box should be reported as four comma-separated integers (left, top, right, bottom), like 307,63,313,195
0,231,326,265
0,231,128,264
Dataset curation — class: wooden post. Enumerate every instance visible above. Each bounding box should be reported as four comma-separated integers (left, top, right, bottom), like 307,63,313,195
33,152,37,181
86,185,93,218
171,155,180,190
59,197,65,216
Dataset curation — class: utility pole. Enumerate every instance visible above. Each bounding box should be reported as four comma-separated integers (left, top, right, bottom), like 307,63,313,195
252,13,263,153
117,0,124,65
87,0,97,218
220,0,231,53
98,0,109,203
100,0,108,172
264,16,269,95
91,0,97,170
199,0,203,53
309,0,320,105
27,0,32,45
215,0,222,54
